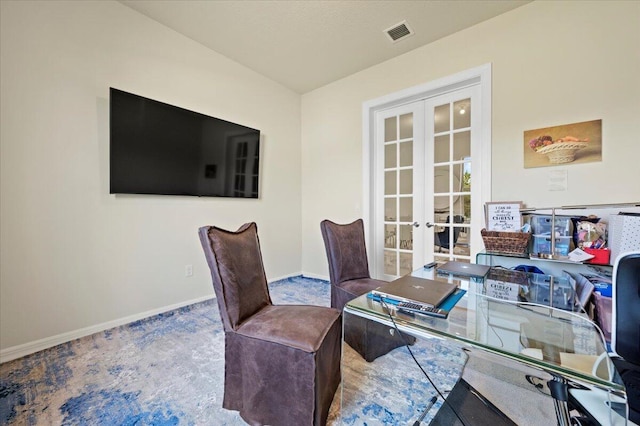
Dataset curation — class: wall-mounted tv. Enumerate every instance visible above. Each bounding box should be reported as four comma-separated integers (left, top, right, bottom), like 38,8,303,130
110,88,260,198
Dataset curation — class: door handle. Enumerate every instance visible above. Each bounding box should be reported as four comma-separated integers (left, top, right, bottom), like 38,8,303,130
412,222,420,228
425,222,435,228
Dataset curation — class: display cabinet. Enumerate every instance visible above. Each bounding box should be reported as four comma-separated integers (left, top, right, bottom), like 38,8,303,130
479,202,639,277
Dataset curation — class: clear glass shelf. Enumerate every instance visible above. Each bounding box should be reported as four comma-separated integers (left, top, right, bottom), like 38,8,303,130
478,250,612,267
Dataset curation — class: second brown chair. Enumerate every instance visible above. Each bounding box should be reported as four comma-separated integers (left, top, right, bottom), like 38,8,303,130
320,218,412,362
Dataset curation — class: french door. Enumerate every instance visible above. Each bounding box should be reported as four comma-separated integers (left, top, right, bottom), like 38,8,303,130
376,103,426,279
375,85,484,281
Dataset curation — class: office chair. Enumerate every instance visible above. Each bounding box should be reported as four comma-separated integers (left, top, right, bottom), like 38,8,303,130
435,215,465,252
611,250,640,424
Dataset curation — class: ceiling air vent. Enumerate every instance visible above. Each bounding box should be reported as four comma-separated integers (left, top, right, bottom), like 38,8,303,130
384,20,414,43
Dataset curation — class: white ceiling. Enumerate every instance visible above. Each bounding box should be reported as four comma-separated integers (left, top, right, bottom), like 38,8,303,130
119,0,531,94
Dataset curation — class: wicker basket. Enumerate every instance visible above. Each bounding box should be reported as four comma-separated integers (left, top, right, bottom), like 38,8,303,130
481,229,531,256
535,141,588,164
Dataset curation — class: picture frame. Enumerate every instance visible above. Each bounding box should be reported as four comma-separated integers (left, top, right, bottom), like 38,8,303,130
485,201,523,232
524,119,602,168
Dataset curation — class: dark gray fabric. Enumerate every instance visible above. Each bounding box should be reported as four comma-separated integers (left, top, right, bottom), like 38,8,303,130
320,219,413,362
203,223,272,330
199,223,341,425
320,219,371,287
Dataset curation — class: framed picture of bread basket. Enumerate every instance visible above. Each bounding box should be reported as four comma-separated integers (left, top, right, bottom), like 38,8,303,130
524,119,602,168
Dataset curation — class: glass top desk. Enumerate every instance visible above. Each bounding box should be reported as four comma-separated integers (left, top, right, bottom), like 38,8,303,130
340,267,630,426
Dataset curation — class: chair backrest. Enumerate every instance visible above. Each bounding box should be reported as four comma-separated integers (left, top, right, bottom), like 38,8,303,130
436,215,465,249
612,250,640,365
320,219,371,285
198,222,272,332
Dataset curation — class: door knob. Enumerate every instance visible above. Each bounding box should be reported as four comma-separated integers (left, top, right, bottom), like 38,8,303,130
412,222,420,228
425,222,435,228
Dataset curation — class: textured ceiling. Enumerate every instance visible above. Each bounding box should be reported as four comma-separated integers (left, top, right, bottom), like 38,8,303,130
119,0,531,94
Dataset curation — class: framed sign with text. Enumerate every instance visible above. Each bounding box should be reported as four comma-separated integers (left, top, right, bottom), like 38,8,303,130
485,202,523,232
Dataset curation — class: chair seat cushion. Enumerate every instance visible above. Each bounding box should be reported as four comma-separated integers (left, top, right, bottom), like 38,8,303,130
237,305,341,353
337,278,387,298
338,277,387,299
332,277,387,313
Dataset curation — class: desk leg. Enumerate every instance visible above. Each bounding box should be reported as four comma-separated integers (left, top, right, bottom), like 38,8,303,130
548,376,571,426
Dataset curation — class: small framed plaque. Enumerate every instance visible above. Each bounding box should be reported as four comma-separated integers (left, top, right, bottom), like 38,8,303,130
485,201,523,232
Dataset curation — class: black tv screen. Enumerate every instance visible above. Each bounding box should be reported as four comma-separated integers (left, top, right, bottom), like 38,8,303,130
110,88,260,198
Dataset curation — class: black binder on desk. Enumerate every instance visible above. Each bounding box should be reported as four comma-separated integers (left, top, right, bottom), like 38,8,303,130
371,275,457,308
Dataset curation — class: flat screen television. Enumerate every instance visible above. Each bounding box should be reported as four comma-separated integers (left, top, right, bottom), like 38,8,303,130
110,88,260,198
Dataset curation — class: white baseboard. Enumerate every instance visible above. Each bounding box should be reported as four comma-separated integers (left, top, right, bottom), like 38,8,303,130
267,271,303,283
0,295,213,364
300,272,329,281
0,272,323,364
268,272,329,282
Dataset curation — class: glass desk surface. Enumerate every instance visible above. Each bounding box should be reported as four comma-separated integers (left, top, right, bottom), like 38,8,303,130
344,266,622,392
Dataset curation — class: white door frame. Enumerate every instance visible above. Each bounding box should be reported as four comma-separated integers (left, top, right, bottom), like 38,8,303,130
362,64,492,277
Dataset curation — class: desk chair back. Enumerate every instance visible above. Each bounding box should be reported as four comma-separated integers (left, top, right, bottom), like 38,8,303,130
435,215,465,250
612,250,640,364
320,218,371,285
199,223,272,331
611,250,640,424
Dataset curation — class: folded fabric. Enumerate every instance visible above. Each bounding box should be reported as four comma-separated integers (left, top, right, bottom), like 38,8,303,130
513,264,546,274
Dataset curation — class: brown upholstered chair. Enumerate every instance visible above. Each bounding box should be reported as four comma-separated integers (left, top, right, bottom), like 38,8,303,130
199,223,341,426
320,218,412,362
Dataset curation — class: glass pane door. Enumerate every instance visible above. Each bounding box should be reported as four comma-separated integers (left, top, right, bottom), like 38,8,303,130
428,90,479,264
377,103,424,280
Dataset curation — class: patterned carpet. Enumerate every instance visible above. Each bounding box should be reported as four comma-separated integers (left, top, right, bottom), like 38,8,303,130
0,276,466,425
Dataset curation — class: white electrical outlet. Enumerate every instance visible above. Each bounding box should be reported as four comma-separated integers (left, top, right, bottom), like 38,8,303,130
185,264,193,277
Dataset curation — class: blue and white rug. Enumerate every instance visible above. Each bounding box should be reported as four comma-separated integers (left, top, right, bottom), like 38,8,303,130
0,276,466,425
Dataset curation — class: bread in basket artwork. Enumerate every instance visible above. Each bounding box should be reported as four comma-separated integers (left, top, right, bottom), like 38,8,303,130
524,119,602,168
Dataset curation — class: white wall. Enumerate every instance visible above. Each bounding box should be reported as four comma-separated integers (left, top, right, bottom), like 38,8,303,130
0,1,302,355
2,0,639,360
301,0,640,278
